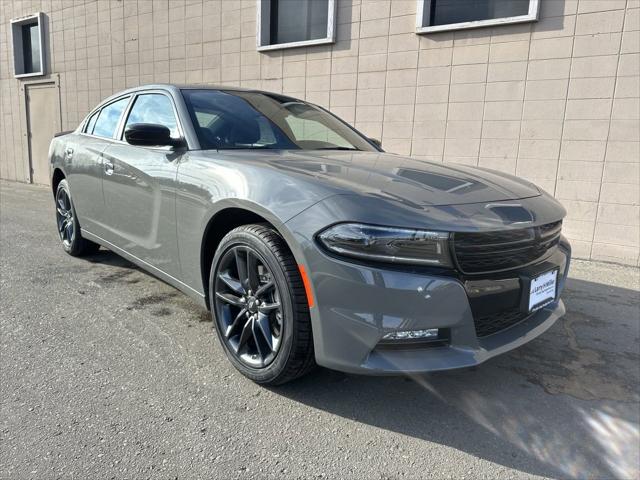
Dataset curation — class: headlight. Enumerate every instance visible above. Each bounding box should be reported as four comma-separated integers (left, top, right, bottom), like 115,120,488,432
317,223,452,267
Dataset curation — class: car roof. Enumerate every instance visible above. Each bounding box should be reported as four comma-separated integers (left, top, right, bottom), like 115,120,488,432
102,84,274,101
94,84,300,112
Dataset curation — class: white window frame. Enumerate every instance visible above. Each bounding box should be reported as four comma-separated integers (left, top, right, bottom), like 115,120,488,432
416,0,539,34
10,12,46,78
256,0,336,52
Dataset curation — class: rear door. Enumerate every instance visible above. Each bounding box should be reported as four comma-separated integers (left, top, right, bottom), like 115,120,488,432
66,96,131,237
101,91,184,278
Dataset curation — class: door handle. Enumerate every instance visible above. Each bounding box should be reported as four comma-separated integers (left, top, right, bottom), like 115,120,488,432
104,161,114,175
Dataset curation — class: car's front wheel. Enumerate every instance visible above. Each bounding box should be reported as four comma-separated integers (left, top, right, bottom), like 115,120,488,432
209,224,315,385
55,179,100,256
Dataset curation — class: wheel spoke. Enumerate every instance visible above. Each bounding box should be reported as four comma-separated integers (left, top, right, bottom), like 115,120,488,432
234,248,248,290
255,313,274,351
64,222,73,241
56,206,66,217
236,318,253,353
255,281,274,297
258,302,280,314
252,321,270,360
225,308,247,339
57,195,66,211
58,218,66,233
215,291,245,307
218,271,245,295
246,250,260,292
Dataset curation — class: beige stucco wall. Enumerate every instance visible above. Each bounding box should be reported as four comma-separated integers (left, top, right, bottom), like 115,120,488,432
1,0,639,265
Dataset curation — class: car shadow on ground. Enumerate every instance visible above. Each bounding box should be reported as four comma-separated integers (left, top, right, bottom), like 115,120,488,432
272,277,640,480
84,248,140,269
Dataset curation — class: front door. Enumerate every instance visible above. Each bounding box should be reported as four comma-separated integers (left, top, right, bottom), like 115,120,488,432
101,92,184,278
25,82,60,185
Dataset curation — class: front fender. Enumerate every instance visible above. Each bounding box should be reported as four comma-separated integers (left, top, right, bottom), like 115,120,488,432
175,153,333,296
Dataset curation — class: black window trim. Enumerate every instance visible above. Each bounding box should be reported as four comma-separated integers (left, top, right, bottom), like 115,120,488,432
78,89,187,150
83,109,100,135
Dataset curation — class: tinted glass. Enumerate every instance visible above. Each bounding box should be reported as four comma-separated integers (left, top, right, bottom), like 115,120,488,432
426,0,530,26
271,0,328,44
182,89,375,152
92,97,129,138
84,111,99,134
124,94,179,138
21,22,41,73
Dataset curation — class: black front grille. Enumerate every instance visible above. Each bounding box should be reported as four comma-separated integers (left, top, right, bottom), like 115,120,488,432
453,221,562,274
474,309,531,337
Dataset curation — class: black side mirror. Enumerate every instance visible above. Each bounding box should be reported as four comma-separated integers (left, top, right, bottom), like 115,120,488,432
368,137,382,149
124,123,185,148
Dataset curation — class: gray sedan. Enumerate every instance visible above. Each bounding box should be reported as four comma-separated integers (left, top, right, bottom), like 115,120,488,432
49,84,571,385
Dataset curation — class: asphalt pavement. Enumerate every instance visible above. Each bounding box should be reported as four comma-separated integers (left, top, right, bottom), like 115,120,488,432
1,180,639,480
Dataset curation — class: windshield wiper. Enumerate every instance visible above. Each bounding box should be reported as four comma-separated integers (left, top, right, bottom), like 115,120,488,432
314,147,361,151
216,145,279,150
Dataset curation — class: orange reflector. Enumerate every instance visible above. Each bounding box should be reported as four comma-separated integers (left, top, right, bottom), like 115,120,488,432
298,264,315,308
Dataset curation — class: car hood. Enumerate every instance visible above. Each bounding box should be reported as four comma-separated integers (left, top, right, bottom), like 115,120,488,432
220,150,540,207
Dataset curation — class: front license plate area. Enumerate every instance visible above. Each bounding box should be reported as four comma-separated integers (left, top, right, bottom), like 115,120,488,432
527,269,558,312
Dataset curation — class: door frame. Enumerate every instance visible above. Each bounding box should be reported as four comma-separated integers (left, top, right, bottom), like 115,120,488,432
20,73,61,184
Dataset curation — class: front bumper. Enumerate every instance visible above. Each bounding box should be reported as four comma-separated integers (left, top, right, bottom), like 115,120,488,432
294,235,571,375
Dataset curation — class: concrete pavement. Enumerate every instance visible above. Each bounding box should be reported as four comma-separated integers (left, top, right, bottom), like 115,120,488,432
1,180,638,479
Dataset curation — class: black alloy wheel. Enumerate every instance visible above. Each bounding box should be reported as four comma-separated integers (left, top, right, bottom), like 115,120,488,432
54,179,100,256
214,245,284,368
55,185,75,248
210,224,315,385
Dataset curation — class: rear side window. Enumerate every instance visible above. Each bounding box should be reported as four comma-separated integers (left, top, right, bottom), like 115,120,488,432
84,110,99,134
92,97,130,138
124,94,179,138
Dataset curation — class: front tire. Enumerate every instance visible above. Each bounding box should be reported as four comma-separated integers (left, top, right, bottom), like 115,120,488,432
209,224,315,385
54,179,100,257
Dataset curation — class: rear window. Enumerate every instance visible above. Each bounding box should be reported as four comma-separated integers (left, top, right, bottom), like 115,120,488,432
92,97,130,139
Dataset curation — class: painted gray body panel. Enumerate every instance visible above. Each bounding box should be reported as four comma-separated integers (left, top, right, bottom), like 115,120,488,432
287,203,570,372
61,135,110,236
100,143,182,278
49,84,571,375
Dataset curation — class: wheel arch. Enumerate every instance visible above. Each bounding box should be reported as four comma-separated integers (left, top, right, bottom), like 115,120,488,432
199,206,301,310
51,168,66,196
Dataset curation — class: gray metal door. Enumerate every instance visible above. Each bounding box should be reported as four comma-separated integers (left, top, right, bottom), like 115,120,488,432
25,82,60,185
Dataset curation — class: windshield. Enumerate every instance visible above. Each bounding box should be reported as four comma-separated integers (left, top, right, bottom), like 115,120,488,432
181,89,377,151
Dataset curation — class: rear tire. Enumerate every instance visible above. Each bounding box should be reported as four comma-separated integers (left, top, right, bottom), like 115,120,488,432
209,224,315,385
55,179,100,257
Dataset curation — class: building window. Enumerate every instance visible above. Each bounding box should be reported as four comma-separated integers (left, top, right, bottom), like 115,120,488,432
416,0,539,33
10,13,45,77
257,0,336,51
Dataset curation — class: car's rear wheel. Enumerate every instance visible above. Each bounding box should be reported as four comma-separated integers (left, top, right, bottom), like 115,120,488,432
209,224,315,385
55,179,100,256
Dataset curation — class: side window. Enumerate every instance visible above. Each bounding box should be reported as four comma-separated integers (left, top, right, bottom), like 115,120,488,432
84,110,99,134
92,97,130,138
124,94,179,138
